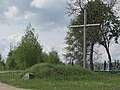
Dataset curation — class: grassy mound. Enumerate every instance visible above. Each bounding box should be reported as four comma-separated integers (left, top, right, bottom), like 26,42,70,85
22,63,108,80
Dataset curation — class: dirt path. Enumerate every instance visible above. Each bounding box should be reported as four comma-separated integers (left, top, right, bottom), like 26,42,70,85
0,83,29,90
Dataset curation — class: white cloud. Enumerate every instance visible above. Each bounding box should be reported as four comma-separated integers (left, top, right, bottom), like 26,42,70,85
0,33,23,62
30,0,57,8
7,33,23,43
110,43,120,60
24,11,37,20
31,0,44,8
4,6,18,18
4,7,37,21
0,37,9,60
59,27,69,33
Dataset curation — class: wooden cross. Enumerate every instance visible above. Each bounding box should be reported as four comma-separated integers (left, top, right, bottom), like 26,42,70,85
70,8,100,68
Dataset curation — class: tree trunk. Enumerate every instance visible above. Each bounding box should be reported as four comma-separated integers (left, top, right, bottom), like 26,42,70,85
105,46,112,70
90,43,94,71
71,60,74,66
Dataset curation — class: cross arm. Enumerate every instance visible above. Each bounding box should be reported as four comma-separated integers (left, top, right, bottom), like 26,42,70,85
70,23,100,28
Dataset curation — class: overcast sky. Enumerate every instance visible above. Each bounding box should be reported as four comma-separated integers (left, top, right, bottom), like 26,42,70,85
0,0,120,62
0,0,70,60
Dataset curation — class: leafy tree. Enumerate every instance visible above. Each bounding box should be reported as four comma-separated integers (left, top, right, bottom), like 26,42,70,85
15,24,43,69
47,50,60,64
42,52,49,63
0,54,5,70
1,59,5,69
6,24,43,69
85,0,118,70
42,51,63,64
64,26,84,66
65,0,120,70
96,0,120,70
6,50,17,70
0,54,1,61
67,0,118,15
65,0,103,68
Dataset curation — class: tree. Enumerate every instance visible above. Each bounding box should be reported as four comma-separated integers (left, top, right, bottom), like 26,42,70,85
66,0,120,70
98,1,120,70
66,0,118,15
47,49,60,64
41,50,63,64
0,54,5,70
65,0,103,68
0,54,2,61
64,24,84,66
1,59,5,69
6,50,17,70
6,24,43,69
42,52,49,63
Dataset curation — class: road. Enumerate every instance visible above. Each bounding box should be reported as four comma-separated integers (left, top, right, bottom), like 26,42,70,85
0,83,27,90
0,71,30,90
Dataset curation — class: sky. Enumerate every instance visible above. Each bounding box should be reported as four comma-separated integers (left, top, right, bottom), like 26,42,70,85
0,0,70,61
0,0,120,63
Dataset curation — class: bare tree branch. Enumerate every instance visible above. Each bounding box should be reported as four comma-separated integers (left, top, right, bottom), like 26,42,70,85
66,0,84,16
109,0,118,9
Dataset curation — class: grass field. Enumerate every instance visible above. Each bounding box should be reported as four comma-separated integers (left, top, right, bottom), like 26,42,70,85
0,63,120,90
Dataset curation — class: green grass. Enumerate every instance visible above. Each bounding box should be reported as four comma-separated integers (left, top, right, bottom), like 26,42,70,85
22,63,98,80
0,63,120,90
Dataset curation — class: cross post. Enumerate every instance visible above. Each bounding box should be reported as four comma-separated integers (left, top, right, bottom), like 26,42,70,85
83,8,87,68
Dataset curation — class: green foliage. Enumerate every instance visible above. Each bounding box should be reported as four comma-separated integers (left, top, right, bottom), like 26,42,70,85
0,60,5,70
6,24,43,70
42,50,62,64
0,54,1,60
47,50,60,64
65,0,104,66
0,54,5,70
6,50,17,70
6,24,62,70
42,52,49,63
65,0,120,68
